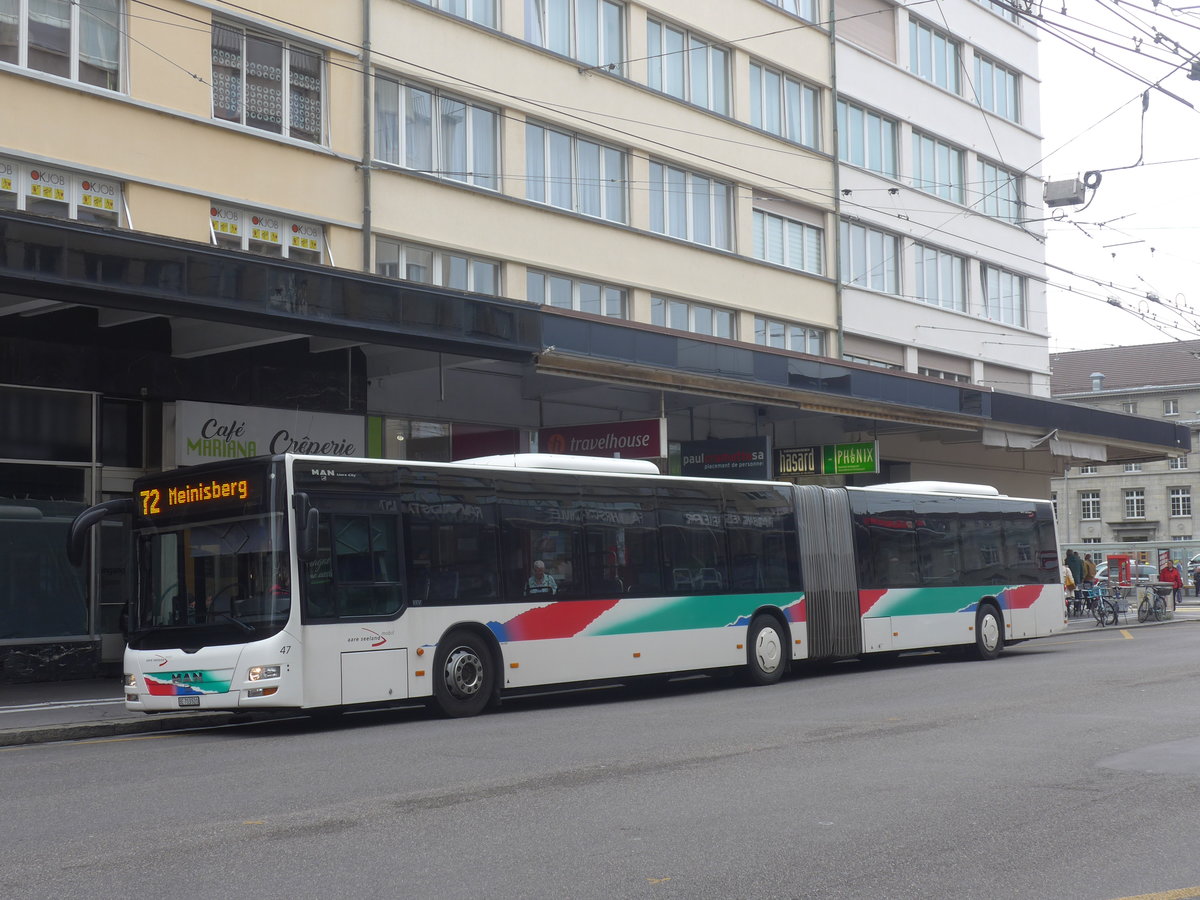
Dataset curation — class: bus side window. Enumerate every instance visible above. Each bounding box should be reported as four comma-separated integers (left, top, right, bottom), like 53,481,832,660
658,489,727,595
303,517,334,618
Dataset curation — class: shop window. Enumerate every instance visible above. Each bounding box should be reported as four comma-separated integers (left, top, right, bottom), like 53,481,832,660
209,203,325,264
0,156,121,225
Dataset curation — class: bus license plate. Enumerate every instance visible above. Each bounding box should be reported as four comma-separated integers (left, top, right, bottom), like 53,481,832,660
178,696,200,708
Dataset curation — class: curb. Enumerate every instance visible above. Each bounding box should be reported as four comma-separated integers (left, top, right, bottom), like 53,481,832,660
0,711,247,748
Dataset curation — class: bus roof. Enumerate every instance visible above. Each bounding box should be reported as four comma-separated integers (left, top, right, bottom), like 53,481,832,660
454,453,661,475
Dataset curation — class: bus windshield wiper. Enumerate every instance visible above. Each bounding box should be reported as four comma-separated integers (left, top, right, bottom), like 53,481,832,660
216,612,255,634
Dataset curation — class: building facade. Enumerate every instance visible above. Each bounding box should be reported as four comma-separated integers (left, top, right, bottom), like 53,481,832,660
836,0,1049,394
1051,341,1200,546
0,0,1183,680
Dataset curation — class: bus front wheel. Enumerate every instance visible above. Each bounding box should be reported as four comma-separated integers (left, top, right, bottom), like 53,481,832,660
972,602,1004,661
745,615,787,685
432,630,495,718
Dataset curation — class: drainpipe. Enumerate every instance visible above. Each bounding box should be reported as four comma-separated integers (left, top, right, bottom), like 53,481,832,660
361,0,373,271
829,0,844,361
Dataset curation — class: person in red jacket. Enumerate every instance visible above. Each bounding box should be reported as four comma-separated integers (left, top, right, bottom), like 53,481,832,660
1160,560,1184,608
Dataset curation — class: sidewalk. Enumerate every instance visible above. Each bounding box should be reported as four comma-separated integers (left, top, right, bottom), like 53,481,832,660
5,608,1199,748
0,677,254,748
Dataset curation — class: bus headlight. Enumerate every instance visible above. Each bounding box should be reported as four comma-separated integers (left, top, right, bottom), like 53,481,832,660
248,665,281,681
124,673,137,687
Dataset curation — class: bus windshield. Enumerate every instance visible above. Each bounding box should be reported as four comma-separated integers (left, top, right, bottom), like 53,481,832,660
132,513,291,648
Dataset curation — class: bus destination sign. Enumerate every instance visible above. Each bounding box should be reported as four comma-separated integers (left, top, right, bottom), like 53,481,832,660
138,476,255,520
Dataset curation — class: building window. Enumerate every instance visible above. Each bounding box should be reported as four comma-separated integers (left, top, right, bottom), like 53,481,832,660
1164,398,1180,416
981,265,1025,327
761,0,817,22
912,132,964,203
977,159,1022,222
0,156,121,225
753,210,823,274
526,122,626,222
646,19,729,114
1123,462,1142,472
376,238,500,295
1051,492,1057,518
525,0,623,68
412,0,497,27
651,295,734,338
755,317,825,355
375,77,498,190
974,54,1019,122
836,100,897,178
1,0,122,90
649,161,732,249
840,220,899,294
909,19,959,92
209,203,325,264
749,61,820,149
843,354,902,370
913,243,966,311
1124,488,1145,519
1080,491,1101,520
1080,465,1098,474
918,367,970,383
1121,401,1137,414
974,0,1018,22
212,21,323,143
1171,487,1192,518
528,270,625,317
1170,454,1188,470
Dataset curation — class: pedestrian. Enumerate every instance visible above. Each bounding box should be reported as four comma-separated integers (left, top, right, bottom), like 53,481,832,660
1061,563,1076,616
1065,550,1084,614
1080,553,1097,613
1160,559,1184,608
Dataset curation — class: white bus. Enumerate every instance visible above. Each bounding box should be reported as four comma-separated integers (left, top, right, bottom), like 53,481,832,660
68,453,1064,718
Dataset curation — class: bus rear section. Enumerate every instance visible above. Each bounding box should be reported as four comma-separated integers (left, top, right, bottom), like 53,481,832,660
843,483,1063,658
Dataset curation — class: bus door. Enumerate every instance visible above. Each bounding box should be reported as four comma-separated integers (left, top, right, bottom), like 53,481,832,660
792,485,862,659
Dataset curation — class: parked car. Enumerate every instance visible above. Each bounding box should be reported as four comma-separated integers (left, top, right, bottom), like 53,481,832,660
1094,563,1157,587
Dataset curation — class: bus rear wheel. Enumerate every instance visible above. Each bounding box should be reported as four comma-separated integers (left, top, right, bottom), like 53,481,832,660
432,630,495,718
745,614,787,685
972,602,1004,660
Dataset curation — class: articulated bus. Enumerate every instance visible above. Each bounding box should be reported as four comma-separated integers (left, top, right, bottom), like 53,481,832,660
68,453,1063,718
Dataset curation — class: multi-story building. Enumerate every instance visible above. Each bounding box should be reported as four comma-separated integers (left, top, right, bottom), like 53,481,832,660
836,0,1048,394
1051,341,1200,546
0,0,1182,679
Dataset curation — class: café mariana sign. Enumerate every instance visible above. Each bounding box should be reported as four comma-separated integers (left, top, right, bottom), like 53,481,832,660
174,400,364,466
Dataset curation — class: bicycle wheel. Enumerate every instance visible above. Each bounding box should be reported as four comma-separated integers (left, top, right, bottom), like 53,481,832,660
1102,599,1118,626
1138,597,1151,623
1154,597,1167,622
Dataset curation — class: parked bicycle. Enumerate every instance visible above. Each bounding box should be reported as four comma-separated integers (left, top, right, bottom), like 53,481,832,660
1137,585,1173,623
1092,586,1119,627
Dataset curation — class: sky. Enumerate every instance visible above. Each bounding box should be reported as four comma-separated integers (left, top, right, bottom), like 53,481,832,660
1037,2,1200,352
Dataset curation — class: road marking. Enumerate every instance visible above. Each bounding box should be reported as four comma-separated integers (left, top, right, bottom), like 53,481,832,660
1121,629,1134,639
0,698,123,715
1108,887,1200,900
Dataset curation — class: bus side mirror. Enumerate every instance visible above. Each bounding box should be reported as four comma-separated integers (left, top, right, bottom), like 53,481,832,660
67,498,134,566
293,493,320,562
